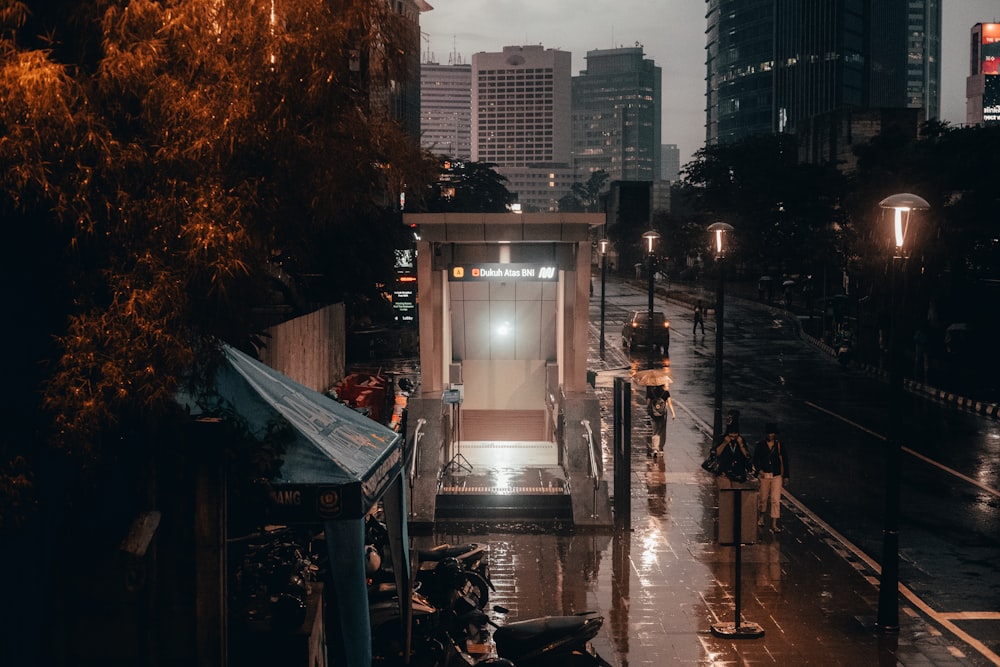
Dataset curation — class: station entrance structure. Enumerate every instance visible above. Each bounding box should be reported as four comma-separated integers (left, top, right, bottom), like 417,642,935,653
402,212,612,529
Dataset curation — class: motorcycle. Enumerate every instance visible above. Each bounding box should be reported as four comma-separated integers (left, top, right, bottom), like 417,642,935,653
456,604,613,667
370,586,514,667
229,526,321,632
837,341,852,368
835,329,854,368
366,515,495,612
415,543,495,610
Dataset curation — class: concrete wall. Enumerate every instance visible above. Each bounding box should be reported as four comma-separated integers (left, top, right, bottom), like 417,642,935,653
459,359,547,410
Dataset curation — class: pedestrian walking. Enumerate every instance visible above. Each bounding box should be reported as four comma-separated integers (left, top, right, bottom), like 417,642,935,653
714,409,751,485
646,381,676,458
753,422,789,532
692,299,706,335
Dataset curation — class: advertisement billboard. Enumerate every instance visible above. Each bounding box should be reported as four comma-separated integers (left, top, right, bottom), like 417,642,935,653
979,23,1000,76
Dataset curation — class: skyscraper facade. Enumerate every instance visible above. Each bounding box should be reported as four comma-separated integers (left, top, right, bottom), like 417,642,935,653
420,63,472,158
471,45,572,166
382,0,431,138
660,144,681,182
571,47,662,183
706,0,941,145
904,0,941,120
471,45,574,210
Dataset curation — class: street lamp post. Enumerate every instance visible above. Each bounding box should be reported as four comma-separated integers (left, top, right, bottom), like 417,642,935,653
642,230,661,369
599,238,609,360
875,193,928,633
707,222,733,443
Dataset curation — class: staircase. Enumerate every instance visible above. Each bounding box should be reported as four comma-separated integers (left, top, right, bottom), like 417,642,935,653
436,409,572,522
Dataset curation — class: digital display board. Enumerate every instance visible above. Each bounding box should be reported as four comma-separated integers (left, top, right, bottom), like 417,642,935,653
393,248,417,324
981,23,1000,76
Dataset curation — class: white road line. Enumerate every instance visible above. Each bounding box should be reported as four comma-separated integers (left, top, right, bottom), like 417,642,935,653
783,491,1000,666
804,400,1000,499
798,400,1000,663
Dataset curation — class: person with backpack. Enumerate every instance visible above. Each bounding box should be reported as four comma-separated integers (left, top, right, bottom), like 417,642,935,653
646,382,676,457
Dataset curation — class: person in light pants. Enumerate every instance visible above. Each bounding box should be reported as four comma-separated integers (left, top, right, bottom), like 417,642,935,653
753,422,790,532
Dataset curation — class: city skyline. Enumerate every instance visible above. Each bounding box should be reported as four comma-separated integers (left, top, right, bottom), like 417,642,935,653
421,0,1000,169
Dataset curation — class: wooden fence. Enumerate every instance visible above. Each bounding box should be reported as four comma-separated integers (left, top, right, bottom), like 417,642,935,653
256,303,346,392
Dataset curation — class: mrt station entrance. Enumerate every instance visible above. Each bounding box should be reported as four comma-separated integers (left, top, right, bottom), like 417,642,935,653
402,213,612,528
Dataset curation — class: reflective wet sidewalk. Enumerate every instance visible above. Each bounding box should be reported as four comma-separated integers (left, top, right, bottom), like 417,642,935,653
409,315,989,666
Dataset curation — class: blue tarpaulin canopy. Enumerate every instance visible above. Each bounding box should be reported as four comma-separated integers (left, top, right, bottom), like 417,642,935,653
211,345,403,521
184,344,410,665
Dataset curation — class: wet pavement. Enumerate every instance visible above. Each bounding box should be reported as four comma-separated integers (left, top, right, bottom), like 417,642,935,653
368,281,996,666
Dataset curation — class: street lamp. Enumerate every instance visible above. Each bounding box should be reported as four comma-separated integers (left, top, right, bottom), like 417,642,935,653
876,193,928,633
708,222,733,443
599,237,610,360
642,230,661,369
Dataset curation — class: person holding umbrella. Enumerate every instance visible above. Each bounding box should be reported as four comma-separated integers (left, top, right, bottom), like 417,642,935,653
634,369,676,458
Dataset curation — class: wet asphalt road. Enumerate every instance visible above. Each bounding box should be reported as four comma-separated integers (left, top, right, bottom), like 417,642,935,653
600,276,1000,650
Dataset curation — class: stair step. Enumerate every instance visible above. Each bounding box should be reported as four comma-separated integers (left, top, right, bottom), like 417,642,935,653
434,492,573,521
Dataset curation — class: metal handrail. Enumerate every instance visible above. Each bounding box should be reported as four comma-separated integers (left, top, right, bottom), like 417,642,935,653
581,419,601,490
409,418,426,517
410,418,426,485
581,419,602,519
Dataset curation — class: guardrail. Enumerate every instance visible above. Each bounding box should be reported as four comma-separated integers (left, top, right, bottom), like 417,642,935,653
581,419,601,518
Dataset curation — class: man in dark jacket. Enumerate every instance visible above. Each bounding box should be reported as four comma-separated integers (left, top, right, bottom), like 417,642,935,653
714,410,750,484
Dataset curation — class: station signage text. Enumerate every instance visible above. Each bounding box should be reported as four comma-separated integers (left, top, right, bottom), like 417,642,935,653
450,263,558,282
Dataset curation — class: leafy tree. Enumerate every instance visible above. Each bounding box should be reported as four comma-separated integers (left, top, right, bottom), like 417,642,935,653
681,134,845,279
570,169,609,212
557,192,584,212
420,157,515,212
0,0,434,527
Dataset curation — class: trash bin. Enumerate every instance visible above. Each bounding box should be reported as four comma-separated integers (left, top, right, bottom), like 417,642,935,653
718,478,759,546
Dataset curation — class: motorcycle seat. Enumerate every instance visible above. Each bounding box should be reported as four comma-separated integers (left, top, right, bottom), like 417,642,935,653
493,614,590,652
417,543,481,562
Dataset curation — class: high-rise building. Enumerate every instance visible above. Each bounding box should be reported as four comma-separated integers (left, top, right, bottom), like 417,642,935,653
967,23,1000,126
904,0,942,120
706,0,941,145
471,45,574,211
571,47,662,183
660,144,681,182
382,0,430,139
420,63,472,158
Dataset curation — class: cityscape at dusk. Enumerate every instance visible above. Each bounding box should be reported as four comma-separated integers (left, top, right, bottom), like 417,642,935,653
1,2,998,666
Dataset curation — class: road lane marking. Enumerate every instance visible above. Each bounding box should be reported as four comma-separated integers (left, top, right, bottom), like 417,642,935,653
940,612,1000,620
783,491,1000,665
804,400,1000,499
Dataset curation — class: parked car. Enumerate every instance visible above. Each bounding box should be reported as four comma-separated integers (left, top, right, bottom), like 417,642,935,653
621,310,670,355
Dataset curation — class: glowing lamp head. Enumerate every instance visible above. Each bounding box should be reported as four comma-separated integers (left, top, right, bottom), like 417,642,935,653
642,230,660,255
598,238,609,255
706,222,734,258
879,193,929,253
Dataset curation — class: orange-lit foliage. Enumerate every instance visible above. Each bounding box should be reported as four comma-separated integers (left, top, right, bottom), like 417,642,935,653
0,0,435,476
